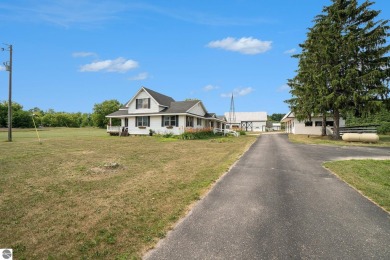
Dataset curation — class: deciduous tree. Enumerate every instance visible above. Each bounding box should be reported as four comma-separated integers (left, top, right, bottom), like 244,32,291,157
92,99,121,128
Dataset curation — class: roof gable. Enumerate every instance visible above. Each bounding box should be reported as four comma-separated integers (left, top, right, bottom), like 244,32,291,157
143,87,175,107
187,101,207,116
281,111,294,122
125,86,175,108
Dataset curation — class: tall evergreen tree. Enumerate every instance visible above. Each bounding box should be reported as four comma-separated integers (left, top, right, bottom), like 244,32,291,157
286,0,390,139
287,17,332,136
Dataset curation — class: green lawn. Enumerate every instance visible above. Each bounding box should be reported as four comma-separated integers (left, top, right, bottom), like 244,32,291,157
0,128,257,259
324,160,390,212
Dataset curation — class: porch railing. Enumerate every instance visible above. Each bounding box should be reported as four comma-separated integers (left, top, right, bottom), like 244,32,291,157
107,126,121,133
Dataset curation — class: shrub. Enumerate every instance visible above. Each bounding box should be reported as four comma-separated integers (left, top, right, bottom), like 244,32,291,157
180,128,215,140
377,122,390,134
162,132,174,138
239,130,246,135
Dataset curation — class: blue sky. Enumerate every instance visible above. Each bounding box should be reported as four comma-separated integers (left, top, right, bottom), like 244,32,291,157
0,0,389,115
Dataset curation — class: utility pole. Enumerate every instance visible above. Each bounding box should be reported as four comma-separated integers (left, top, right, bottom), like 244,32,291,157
2,44,12,142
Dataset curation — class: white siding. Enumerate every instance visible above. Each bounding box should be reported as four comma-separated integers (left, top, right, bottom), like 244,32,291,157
227,121,267,132
194,117,204,129
188,102,206,116
127,90,160,114
178,115,186,129
285,117,346,135
122,115,185,135
128,117,135,128
252,122,267,132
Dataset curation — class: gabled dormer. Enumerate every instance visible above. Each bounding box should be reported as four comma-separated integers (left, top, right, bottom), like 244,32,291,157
187,101,207,116
125,86,175,114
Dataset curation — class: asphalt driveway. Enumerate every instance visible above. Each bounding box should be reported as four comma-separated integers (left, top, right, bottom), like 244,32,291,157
145,134,390,259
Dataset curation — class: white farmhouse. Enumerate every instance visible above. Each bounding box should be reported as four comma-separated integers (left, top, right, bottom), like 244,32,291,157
224,112,268,132
281,111,345,135
106,86,226,135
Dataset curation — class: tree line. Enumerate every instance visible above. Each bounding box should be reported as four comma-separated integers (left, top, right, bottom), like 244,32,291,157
285,0,390,138
0,99,121,128
346,106,390,134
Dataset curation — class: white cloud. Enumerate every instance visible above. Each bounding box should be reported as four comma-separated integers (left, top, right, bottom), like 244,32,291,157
203,84,219,91
235,87,254,96
128,72,148,81
0,1,127,28
79,57,139,73
207,37,272,55
221,87,254,98
72,52,97,58
277,84,290,92
284,48,296,54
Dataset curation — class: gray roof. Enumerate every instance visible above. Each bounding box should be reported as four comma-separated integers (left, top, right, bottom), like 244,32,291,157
163,101,199,113
224,111,267,123
205,113,216,118
106,110,129,117
143,87,175,107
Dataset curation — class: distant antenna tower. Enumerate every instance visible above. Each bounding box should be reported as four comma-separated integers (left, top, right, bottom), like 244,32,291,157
228,93,236,124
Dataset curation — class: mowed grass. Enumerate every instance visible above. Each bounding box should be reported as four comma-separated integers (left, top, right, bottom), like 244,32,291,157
289,134,390,147
0,128,257,259
324,160,390,212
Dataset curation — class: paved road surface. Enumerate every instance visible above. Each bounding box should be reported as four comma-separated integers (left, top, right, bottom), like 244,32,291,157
145,134,390,259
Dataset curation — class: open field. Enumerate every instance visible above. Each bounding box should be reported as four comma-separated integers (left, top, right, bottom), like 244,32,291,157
324,160,390,212
0,128,257,259
289,134,390,147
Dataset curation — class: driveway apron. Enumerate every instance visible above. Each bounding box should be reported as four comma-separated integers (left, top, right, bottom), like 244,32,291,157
145,134,390,259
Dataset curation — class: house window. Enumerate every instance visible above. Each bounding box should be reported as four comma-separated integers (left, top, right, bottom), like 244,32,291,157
197,118,202,126
326,121,334,126
136,98,150,109
186,116,194,127
163,116,177,126
305,121,313,127
315,121,322,127
136,116,149,127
